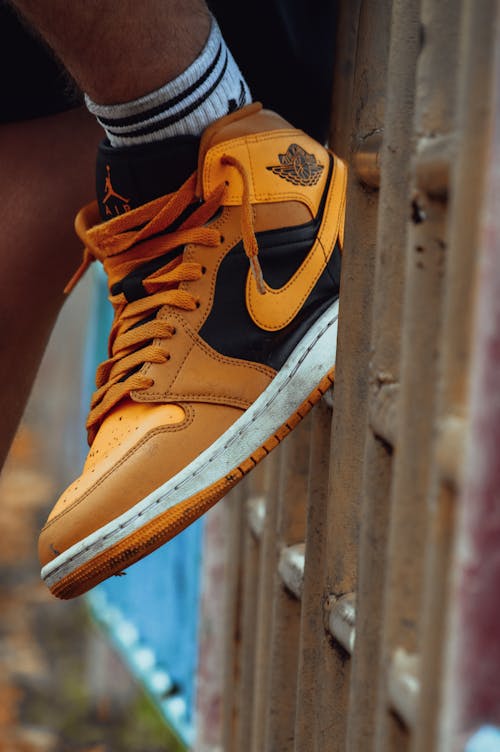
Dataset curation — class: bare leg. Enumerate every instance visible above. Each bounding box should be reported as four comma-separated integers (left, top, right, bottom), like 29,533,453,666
10,1,211,103
0,0,212,468
0,107,101,469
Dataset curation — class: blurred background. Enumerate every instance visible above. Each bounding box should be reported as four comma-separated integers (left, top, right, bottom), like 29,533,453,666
0,274,213,752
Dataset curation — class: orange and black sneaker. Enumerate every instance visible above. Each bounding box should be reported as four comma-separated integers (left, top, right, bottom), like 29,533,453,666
39,103,347,598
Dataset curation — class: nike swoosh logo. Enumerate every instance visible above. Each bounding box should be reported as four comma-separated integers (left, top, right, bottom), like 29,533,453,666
246,155,347,332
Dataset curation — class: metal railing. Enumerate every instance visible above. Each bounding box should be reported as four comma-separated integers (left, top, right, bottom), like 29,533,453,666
216,1,500,750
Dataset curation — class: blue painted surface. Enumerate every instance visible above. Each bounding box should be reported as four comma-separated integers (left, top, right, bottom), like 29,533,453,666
82,267,202,746
465,726,500,752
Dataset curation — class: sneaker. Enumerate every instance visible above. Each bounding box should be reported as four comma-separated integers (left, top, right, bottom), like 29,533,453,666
39,103,347,598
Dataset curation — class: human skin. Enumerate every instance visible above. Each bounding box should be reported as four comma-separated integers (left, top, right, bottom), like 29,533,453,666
0,107,101,469
10,0,211,104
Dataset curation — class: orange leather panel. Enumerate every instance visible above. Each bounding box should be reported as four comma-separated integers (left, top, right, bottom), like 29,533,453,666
83,401,186,471
202,130,329,216
133,308,276,408
196,104,287,173
253,201,311,231
39,401,244,565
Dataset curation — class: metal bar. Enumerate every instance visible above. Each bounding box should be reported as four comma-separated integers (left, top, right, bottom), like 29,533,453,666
249,451,282,752
413,2,500,749
327,596,421,735
350,1,461,750
194,502,227,751
293,400,333,752
215,1,500,749
328,0,392,595
315,2,391,747
329,0,363,159
439,27,500,745
221,486,246,752
264,417,311,752
235,468,267,752
345,2,420,751
346,3,418,752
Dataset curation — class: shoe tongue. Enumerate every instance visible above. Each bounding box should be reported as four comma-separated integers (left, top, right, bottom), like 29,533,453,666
96,136,200,221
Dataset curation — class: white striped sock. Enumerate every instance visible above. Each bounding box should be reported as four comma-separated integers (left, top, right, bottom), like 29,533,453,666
85,17,251,147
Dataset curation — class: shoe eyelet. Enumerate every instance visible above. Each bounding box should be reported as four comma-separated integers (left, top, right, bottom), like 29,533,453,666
224,180,229,186
201,265,207,275
220,235,225,244
171,327,177,335
195,300,201,309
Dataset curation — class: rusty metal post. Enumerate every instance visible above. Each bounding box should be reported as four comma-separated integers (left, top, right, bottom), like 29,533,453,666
328,0,392,595
387,2,463,747
279,3,391,749
234,466,267,752
439,24,500,747
249,449,282,752
194,502,226,752
342,0,422,749
412,2,499,750
263,416,311,752
212,3,500,750
329,0,362,160
293,399,333,752
312,3,393,749
221,486,245,752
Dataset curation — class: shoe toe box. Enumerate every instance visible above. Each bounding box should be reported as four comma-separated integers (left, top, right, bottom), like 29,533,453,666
38,399,243,567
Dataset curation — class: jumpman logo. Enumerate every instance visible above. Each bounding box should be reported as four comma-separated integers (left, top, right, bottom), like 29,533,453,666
102,164,131,216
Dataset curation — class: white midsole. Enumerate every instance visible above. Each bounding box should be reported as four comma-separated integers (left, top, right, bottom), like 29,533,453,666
42,301,339,587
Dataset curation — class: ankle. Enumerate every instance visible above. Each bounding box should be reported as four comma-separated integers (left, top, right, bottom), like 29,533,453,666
86,17,251,147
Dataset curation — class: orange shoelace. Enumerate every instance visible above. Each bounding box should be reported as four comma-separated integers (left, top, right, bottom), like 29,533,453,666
68,157,265,444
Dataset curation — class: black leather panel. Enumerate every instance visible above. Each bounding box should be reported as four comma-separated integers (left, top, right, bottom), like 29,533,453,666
199,238,341,370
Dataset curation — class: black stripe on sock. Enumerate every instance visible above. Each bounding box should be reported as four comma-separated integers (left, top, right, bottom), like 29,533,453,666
104,52,229,139
97,43,223,128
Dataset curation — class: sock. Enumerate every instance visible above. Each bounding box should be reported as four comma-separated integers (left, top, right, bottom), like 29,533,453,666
85,17,251,147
